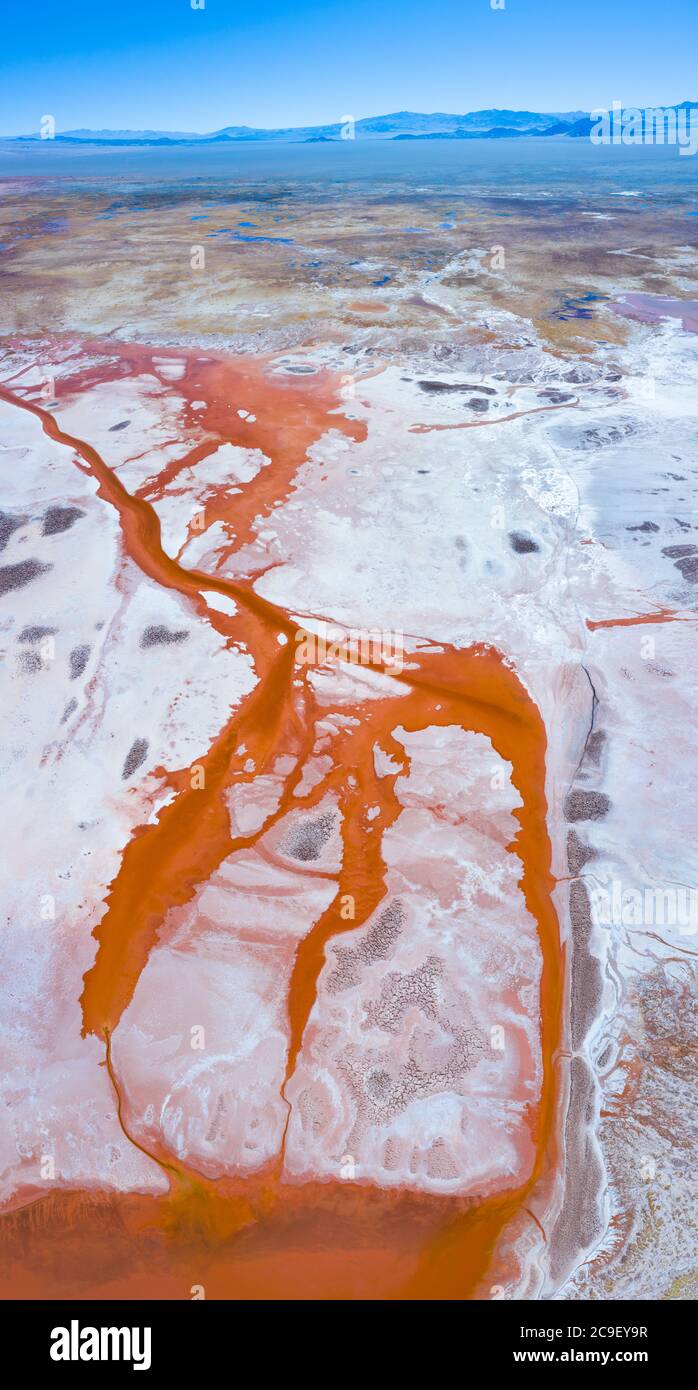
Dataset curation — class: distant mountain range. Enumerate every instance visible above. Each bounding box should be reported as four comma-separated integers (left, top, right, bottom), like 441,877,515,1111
5,106,697,145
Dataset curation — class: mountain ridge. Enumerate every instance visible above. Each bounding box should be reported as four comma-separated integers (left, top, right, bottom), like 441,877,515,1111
5,105,696,145
3,108,587,144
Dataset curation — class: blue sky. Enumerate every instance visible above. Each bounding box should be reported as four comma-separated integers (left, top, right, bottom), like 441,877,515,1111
1,0,695,135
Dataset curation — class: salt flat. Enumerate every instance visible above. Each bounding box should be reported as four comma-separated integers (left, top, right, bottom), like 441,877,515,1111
0,161,696,1300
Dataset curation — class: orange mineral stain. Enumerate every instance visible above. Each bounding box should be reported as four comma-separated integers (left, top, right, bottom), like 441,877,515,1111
587,606,694,630
0,347,564,1301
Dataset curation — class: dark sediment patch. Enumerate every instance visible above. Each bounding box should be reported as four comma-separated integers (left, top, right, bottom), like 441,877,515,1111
565,366,597,385
327,900,405,993
42,506,85,535
0,559,51,596
569,880,602,1050
626,521,659,533
109,420,131,431
565,790,610,822
285,810,335,862
139,625,189,648
509,531,540,555
69,645,91,680
536,388,574,404
0,510,28,552
549,1055,604,1287
566,829,597,877
18,651,43,674
583,729,606,769
662,544,698,558
582,423,635,450
673,555,698,582
122,738,149,780
18,625,57,642
61,698,78,723
467,397,489,413
416,380,496,396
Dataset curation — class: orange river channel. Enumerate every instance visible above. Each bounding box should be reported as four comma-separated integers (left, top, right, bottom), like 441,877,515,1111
0,345,565,1300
